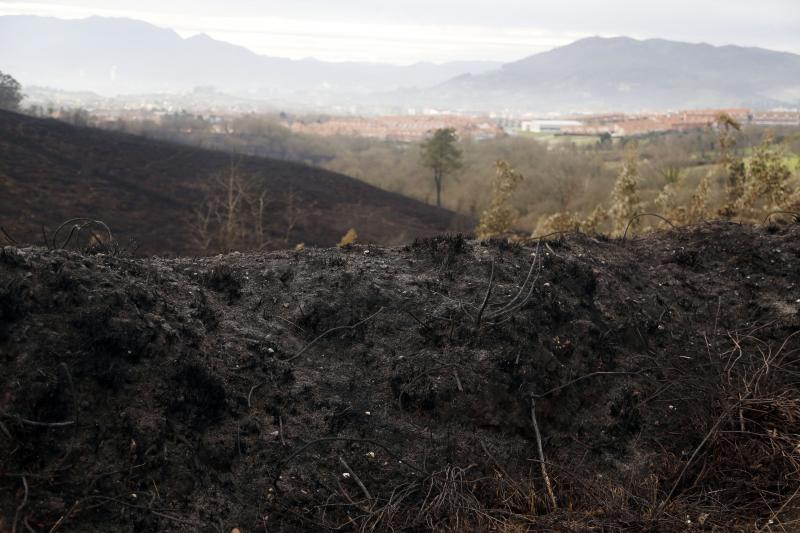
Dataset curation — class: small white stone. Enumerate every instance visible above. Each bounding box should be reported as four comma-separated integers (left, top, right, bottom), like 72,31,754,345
342,472,351,479
366,451,375,459
267,348,275,353
364,411,371,416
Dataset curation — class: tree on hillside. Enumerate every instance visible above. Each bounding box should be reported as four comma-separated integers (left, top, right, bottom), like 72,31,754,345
609,142,641,236
739,134,793,211
420,128,463,208
192,159,270,252
0,71,23,111
476,160,524,239
713,113,746,216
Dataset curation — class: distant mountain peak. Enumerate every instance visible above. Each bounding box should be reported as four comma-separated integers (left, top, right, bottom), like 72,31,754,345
0,14,501,97
1,15,796,112
431,36,800,112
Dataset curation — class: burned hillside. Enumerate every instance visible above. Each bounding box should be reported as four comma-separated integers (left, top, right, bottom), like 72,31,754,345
1,222,800,531
0,110,467,254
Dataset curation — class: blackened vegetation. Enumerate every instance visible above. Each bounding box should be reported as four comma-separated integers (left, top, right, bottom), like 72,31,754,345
0,110,470,255
202,264,242,303
1,223,800,531
410,233,467,271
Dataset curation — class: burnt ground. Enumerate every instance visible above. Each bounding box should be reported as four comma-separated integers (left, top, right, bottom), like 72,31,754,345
1,222,800,532
0,110,468,255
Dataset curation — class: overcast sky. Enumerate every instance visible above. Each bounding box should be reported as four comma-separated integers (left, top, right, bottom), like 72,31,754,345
1,0,798,63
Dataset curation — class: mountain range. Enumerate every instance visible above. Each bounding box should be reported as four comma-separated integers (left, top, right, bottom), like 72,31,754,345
1,15,799,112
419,36,800,112
0,15,499,98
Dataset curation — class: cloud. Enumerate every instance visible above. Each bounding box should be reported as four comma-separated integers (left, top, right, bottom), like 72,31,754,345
0,0,798,62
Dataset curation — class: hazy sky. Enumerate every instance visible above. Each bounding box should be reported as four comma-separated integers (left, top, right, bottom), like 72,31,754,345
1,0,798,63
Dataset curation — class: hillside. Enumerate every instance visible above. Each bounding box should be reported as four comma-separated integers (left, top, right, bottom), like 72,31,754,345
418,36,800,112
0,111,466,254
0,15,500,97
1,224,799,530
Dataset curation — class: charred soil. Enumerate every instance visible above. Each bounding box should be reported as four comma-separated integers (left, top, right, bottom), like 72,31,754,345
1,222,800,531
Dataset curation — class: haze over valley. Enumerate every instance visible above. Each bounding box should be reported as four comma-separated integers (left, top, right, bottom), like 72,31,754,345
2,14,799,113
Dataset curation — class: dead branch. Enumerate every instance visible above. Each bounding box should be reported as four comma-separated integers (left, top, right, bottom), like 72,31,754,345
762,210,800,225
339,456,372,501
474,259,495,329
0,411,75,427
487,240,543,322
283,307,384,363
1,225,18,245
622,213,676,241
11,475,28,533
274,436,427,486
52,218,114,249
534,371,639,399
530,393,557,511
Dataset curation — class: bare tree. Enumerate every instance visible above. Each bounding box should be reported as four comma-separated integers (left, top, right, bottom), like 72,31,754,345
284,186,299,245
191,157,269,253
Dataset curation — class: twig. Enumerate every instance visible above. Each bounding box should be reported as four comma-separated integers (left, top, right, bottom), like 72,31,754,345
530,229,578,240
0,420,12,440
339,456,372,501
533,372,638,399
247,382,264,408
478,438,512,481
279,415,287,446
474,259,495,329
274,436,426,486
12,475,28,533
41,225,51,250
58,363,78,430
530,393,557,511
52,218,114,250
762,210,800,225
283,307,384,363
1,226,18,245
403,309,430,331
0,411,75,427
85,496,205,527
755,485,800,533
487,240,543,322
622,213,676,241
453,371,464,392
60,224,80,249
653,399,744,518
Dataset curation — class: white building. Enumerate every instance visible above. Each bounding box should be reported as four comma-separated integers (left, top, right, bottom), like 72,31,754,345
520,119,583,134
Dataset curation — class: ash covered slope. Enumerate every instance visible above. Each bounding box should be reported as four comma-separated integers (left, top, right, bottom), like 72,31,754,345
0,110,465,254
2,224,800,531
